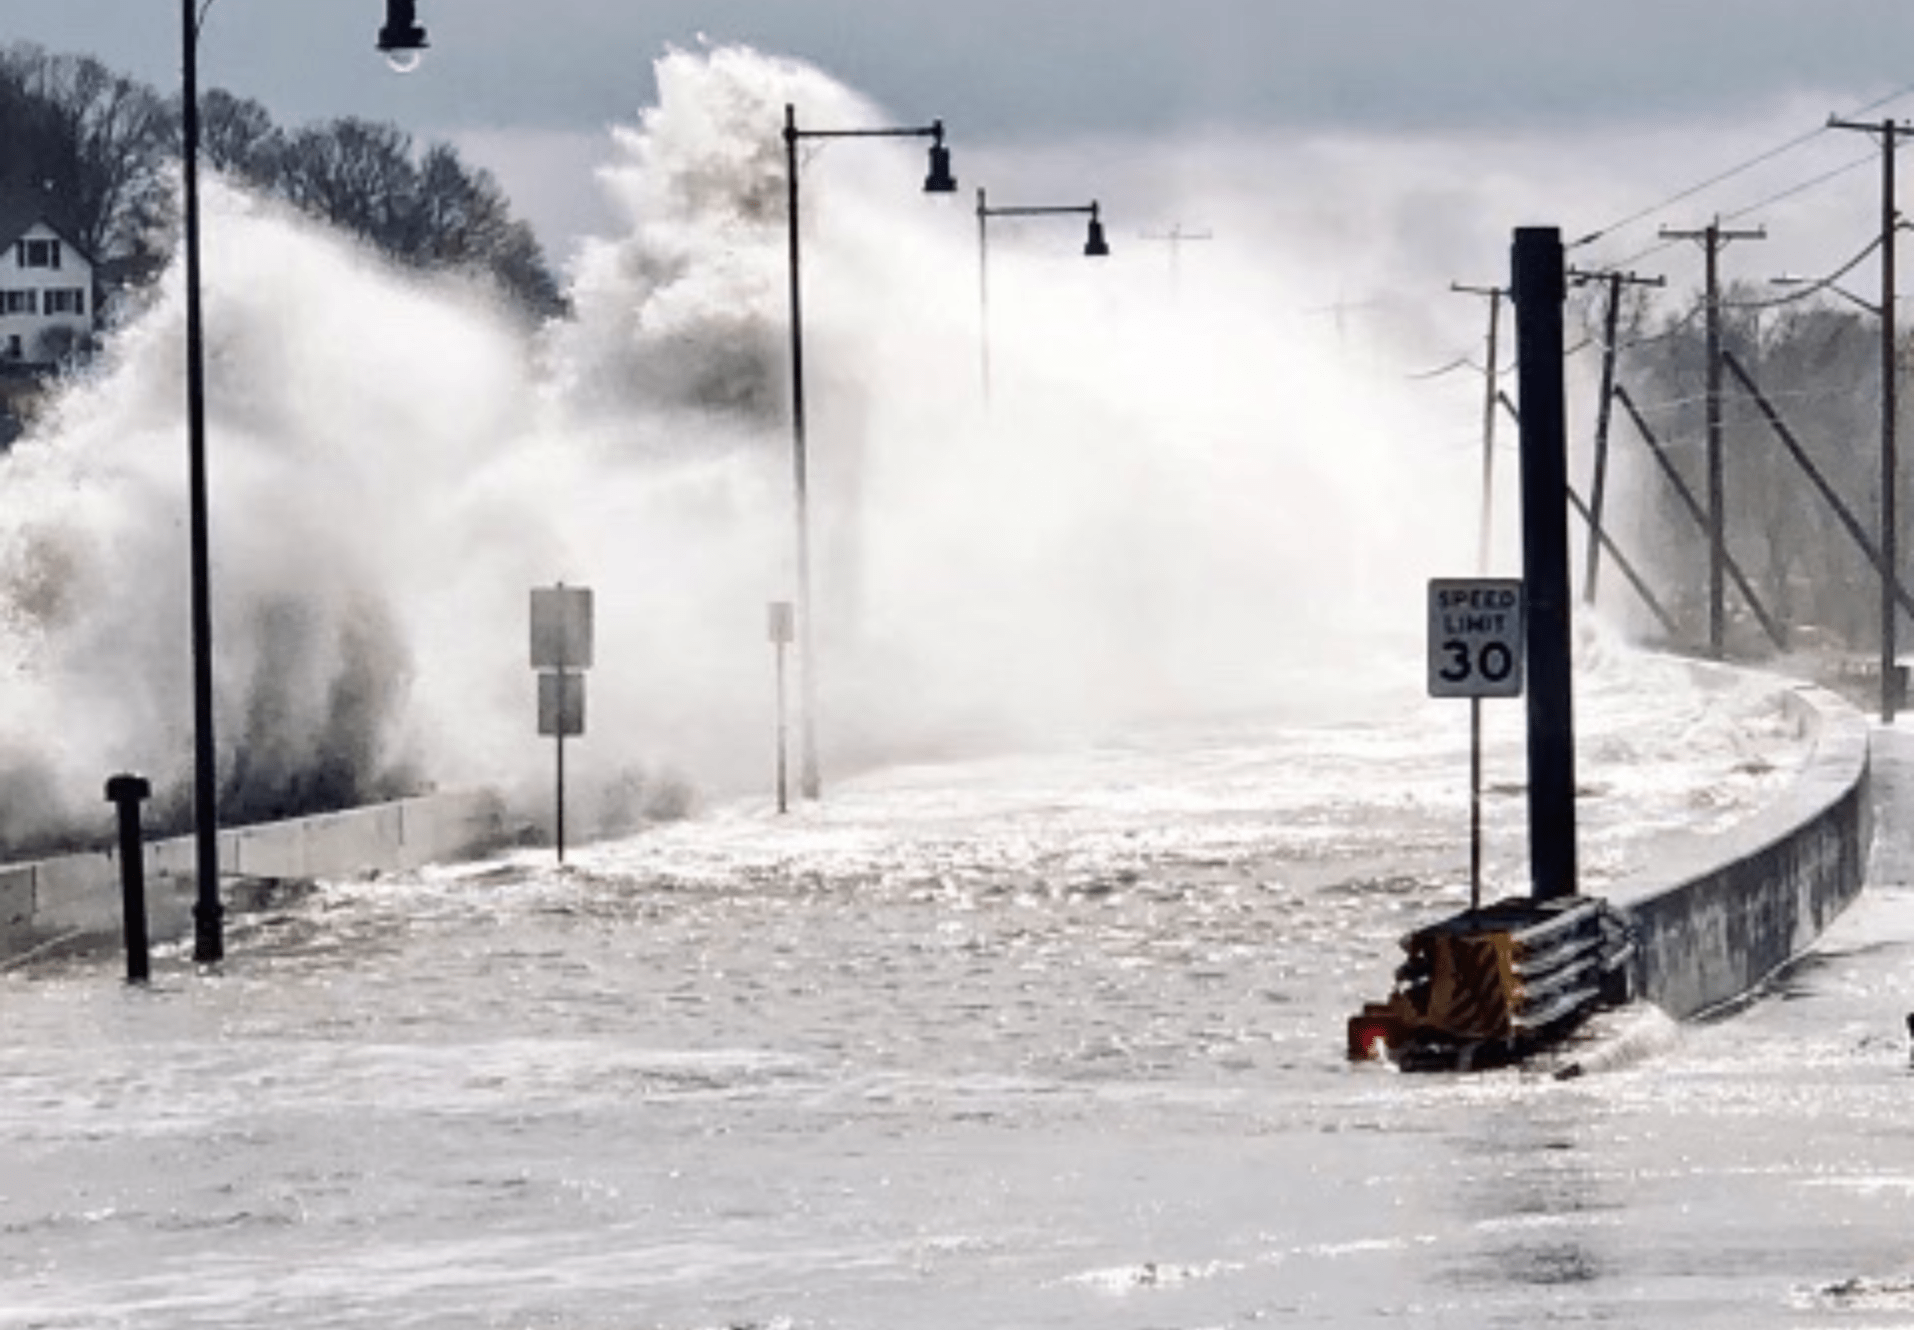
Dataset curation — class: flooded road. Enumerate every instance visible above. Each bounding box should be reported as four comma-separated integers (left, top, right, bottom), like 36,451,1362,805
0,661,1909,1328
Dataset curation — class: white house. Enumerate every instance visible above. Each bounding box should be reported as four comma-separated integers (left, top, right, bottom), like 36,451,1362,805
0,200,96,367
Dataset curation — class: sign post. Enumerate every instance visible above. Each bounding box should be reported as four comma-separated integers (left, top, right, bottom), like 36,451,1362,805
1428,577,1525,911
532,584,593,863
768,601,795,814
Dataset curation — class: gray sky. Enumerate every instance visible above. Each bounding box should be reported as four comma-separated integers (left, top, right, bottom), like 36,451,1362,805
3,1,1912,293
6,1,1912,136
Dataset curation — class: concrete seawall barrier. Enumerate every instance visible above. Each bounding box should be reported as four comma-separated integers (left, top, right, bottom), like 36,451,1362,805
0,670,1884,1009
1609,670,1875,1020
0,789,507,962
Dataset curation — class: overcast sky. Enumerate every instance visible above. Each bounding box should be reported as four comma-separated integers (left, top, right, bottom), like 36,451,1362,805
6,1,1912,135
4,1,1912,291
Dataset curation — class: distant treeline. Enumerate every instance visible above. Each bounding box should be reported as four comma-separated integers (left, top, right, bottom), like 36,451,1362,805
1576,277,1912,657
0,42,565,321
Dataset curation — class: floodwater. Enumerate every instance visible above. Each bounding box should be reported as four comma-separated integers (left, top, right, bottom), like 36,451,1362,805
0,660,1910,1329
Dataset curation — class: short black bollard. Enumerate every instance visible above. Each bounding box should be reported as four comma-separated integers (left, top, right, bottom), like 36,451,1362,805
105,773,151,984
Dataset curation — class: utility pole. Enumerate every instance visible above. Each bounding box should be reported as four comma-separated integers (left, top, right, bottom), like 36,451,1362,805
1306,292,1386,368
1448,280,1505,911
1450,282,1506,570
1140,223,1212,299
1569,267,1664,607
1827,114,1913,722
1658,219,1765,658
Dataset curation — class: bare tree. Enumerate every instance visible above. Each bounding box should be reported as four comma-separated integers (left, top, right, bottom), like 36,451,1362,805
1,41,566,325
198,87,285,188
0,44,172,264
1618,285,1903,652
270,120,563,317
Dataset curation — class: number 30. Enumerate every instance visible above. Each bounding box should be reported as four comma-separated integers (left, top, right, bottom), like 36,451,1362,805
1439,639,1514,683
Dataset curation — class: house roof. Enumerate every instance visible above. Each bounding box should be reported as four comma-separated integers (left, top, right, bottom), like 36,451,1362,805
0,180,88,260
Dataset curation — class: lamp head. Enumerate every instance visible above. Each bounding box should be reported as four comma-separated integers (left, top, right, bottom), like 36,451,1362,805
923,121,957,194
378,0,429,73
1083,208,1109,258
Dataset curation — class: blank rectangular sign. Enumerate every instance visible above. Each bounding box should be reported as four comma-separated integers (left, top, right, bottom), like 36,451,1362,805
537,671,585,737
531,585,594,670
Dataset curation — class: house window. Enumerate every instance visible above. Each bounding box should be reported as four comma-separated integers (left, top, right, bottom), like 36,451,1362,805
43,288,85,316
16,239,61,270
1,290,36,315
3,335,18,359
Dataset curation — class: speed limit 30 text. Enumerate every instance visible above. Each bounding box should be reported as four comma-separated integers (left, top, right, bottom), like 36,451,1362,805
1435,583,1518,637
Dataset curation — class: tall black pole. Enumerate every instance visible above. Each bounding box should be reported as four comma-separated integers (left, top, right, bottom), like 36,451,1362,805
182,0,222,963
777,106,953,800
782,104,821,800
1511,227,1577,902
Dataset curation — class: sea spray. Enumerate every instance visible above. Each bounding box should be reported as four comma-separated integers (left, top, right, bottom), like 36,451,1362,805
0,44,1475,855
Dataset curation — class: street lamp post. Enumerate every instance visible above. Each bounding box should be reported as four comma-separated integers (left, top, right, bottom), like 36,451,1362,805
975,189,1108,401
782,102,954,801
180,0,218,964
179,0,428,964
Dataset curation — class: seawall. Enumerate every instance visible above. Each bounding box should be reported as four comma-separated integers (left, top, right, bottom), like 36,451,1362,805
0,670,1887,1010
1608,670,1876,1020
0,789,507,962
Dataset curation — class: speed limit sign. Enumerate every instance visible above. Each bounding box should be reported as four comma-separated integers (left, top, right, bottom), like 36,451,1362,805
1428,578,1525,698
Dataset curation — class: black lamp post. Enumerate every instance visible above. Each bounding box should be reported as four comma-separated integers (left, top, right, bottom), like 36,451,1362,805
975,189,1108,400
782,102,954,801
179,0,429,964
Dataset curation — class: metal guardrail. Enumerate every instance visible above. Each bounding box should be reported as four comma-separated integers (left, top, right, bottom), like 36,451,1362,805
1351,893,1637,1069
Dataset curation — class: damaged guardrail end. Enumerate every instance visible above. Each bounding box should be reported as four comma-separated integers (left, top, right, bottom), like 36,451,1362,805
1346,893,1638,1071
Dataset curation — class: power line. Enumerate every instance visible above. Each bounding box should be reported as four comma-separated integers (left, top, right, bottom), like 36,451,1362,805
1723,144,1903,222
1570,85,1912,253
1417,96,1911,383
1726,230,1888,310
1602,145,1898,273
1605,145,1901,271
1407,355,1477,381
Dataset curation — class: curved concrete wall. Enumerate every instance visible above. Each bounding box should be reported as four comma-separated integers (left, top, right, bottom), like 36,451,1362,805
1,671,1878,1007
1609,672,1874,1021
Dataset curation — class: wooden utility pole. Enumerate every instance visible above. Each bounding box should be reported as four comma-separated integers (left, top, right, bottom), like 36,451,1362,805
1141,223,1212,299
1448,280,1506,910
1658,220,1765,658
1827,115,1913,722
1450,282,1506,571
1568,267,1664,607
